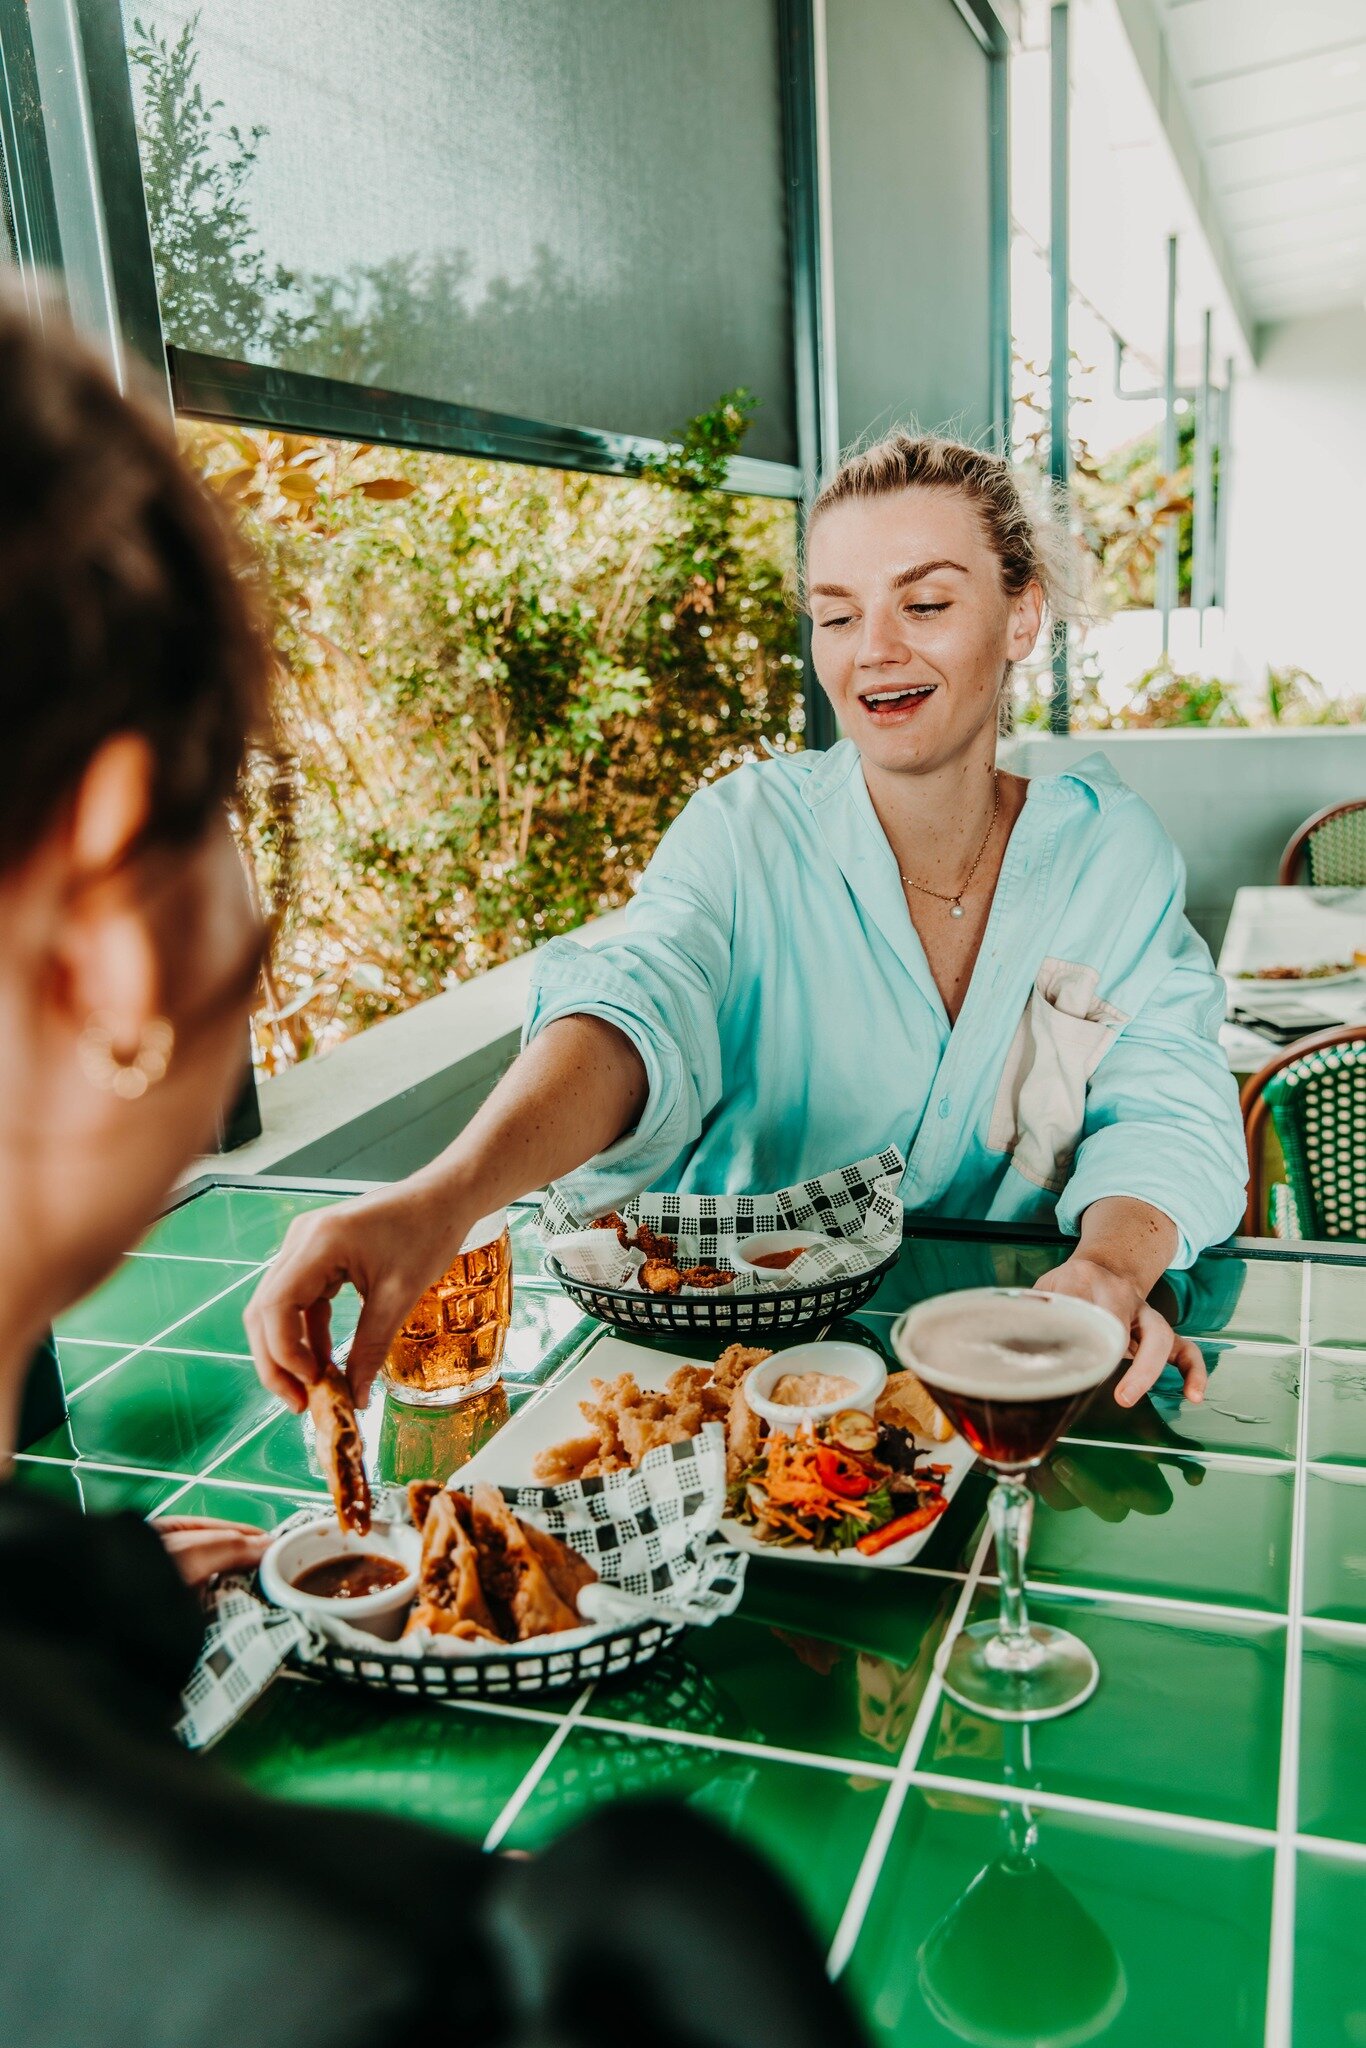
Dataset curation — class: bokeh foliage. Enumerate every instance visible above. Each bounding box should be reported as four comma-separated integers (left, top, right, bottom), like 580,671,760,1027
132,13,802,1069
187,415,801,1071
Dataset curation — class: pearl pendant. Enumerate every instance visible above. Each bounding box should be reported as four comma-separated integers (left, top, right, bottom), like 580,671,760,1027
950,901,965,919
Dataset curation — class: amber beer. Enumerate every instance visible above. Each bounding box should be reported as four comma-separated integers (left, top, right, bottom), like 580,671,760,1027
898,1289,1120,1473
381,1210,512,1407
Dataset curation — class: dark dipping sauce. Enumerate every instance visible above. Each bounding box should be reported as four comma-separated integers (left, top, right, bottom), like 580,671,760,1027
750,1247,806,1271
292,1553,408,1600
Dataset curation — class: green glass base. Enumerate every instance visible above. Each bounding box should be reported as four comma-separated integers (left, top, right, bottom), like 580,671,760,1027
941,1620,1099,1722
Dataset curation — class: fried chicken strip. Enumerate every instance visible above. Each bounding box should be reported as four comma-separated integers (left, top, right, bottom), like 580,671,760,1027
467,1484,582,1637
533,1347,774,1485
307,1368,371,1536
404,1488,503,1641
876,1370,954,1444
518,1520,598,1609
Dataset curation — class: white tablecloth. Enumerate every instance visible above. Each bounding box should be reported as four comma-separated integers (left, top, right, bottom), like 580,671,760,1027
1216,888,1366,1074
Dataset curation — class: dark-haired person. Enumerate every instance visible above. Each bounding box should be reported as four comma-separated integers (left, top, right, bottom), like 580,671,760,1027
0,294,866,2048
248,433,1245,1421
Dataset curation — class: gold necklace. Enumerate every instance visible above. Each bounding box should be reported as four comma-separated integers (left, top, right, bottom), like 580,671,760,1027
900,775,1000,921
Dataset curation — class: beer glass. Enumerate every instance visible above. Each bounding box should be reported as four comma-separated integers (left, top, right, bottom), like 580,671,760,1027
892,1286,1126,1721
382,1210,512,1407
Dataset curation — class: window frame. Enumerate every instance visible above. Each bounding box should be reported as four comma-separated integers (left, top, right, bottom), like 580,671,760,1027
2,1,1017,1113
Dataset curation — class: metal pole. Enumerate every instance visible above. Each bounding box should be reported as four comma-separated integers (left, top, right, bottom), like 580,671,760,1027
1213,356,1234,610
1048,0,1070,734
1192,308,1215,624
988,36,1011,456
780,0,839,752
1157,233,1179,655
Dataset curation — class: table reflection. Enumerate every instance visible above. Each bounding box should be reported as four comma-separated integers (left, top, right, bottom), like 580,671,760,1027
919,1730,1126,2046
376,1381,510,1487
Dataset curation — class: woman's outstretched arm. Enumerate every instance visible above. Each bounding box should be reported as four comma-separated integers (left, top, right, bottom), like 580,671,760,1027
244,1014,646,1410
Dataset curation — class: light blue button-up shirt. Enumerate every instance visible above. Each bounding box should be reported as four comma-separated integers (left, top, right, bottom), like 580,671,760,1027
524,742,1246,1267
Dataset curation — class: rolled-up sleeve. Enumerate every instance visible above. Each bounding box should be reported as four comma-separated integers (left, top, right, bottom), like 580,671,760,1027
1056,842,1246,1268
523,791,735,1212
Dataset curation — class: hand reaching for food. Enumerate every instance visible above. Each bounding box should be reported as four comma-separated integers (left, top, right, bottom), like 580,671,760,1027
153,1516,272,1588
243,1182,478,1413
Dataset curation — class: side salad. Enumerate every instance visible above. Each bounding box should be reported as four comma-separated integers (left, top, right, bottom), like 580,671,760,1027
727,1408,950,1556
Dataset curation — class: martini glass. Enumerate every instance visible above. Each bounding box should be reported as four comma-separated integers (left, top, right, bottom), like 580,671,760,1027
892,1286,1126,1721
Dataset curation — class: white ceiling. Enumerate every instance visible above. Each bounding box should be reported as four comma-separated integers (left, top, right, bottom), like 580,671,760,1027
1157,0,1366,325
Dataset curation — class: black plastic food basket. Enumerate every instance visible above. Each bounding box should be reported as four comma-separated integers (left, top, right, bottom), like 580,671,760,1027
545,1246,898,1341
294,1612,681,1703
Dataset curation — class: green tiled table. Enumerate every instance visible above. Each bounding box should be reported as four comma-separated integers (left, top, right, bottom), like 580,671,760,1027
10,1176,1366,2047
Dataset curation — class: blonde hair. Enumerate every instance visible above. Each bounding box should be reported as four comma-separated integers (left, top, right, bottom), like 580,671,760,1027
802,429,1094,629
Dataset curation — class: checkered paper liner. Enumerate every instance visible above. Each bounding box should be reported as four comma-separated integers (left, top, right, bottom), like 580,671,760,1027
541,1146,906,1293
176,1576,313,1752
176,1428,745,1746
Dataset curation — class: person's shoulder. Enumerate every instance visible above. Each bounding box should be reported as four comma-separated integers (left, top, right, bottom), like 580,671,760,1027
673,741,834,834
1028,750,1177,874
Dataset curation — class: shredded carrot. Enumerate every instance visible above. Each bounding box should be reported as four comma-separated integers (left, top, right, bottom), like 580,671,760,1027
744,1428,887,1541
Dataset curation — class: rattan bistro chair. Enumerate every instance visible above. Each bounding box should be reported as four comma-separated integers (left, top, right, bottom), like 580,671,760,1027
1242,1026,1366,1237
1278,800,1366,885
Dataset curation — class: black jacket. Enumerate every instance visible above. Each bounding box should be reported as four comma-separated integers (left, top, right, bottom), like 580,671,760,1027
0,1490,867,2048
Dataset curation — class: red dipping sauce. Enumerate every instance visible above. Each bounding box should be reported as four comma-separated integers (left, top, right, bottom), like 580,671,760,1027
750,1247,806,1271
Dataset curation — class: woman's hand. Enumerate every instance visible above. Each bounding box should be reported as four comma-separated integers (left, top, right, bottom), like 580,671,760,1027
243,1180,475,1414
1033,1250,1207,1408
243,1016,647,1416
154,1515,271,1587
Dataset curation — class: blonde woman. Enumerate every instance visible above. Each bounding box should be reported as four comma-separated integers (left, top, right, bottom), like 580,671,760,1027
250,434,1245,1416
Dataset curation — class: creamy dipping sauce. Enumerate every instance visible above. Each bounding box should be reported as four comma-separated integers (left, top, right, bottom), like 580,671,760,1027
769,1371,858,1406
292,1553,408,1600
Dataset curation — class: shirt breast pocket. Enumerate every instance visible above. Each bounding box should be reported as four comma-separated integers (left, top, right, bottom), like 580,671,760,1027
988,959,1129,1193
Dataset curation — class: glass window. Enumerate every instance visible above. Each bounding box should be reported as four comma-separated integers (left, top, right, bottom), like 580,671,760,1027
126,0,797,463
825,0,994,446
186,420,801,1068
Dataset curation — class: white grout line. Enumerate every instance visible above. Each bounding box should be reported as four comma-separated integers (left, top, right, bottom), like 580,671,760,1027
1265,1261,1314,2048
908,1769,1278,1848
824,1523,994,1981
998,1578,1289,1628
65,1266,268,1405
137,1345,258,1365
482,1682,596,1853
158,1471,326,1504
572,1713,897,1782
148,1407,287,1517
1294,1831,1366,1867
7,1451,191,1485
126,1250,262,1266
430,1690,571,1732
1057,1434,1294,1471
1305,1460,1366,1485
1302,1615,1366,1642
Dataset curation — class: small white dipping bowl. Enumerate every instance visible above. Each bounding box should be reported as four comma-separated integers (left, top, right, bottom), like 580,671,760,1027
260,1517,422,1641
745,1341,887,1432
732,1229,833,1280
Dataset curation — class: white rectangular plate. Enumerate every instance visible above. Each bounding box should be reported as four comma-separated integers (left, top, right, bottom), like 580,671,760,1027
459,1335,979,1571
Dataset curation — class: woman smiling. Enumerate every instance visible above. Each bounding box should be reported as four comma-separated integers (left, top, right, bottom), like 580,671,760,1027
249,433,1246,1416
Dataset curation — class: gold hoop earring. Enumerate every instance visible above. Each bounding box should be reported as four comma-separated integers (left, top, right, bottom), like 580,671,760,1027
77,1014,175,1101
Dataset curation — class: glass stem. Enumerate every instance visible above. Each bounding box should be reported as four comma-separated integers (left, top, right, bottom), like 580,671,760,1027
989,1477,1034,1648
